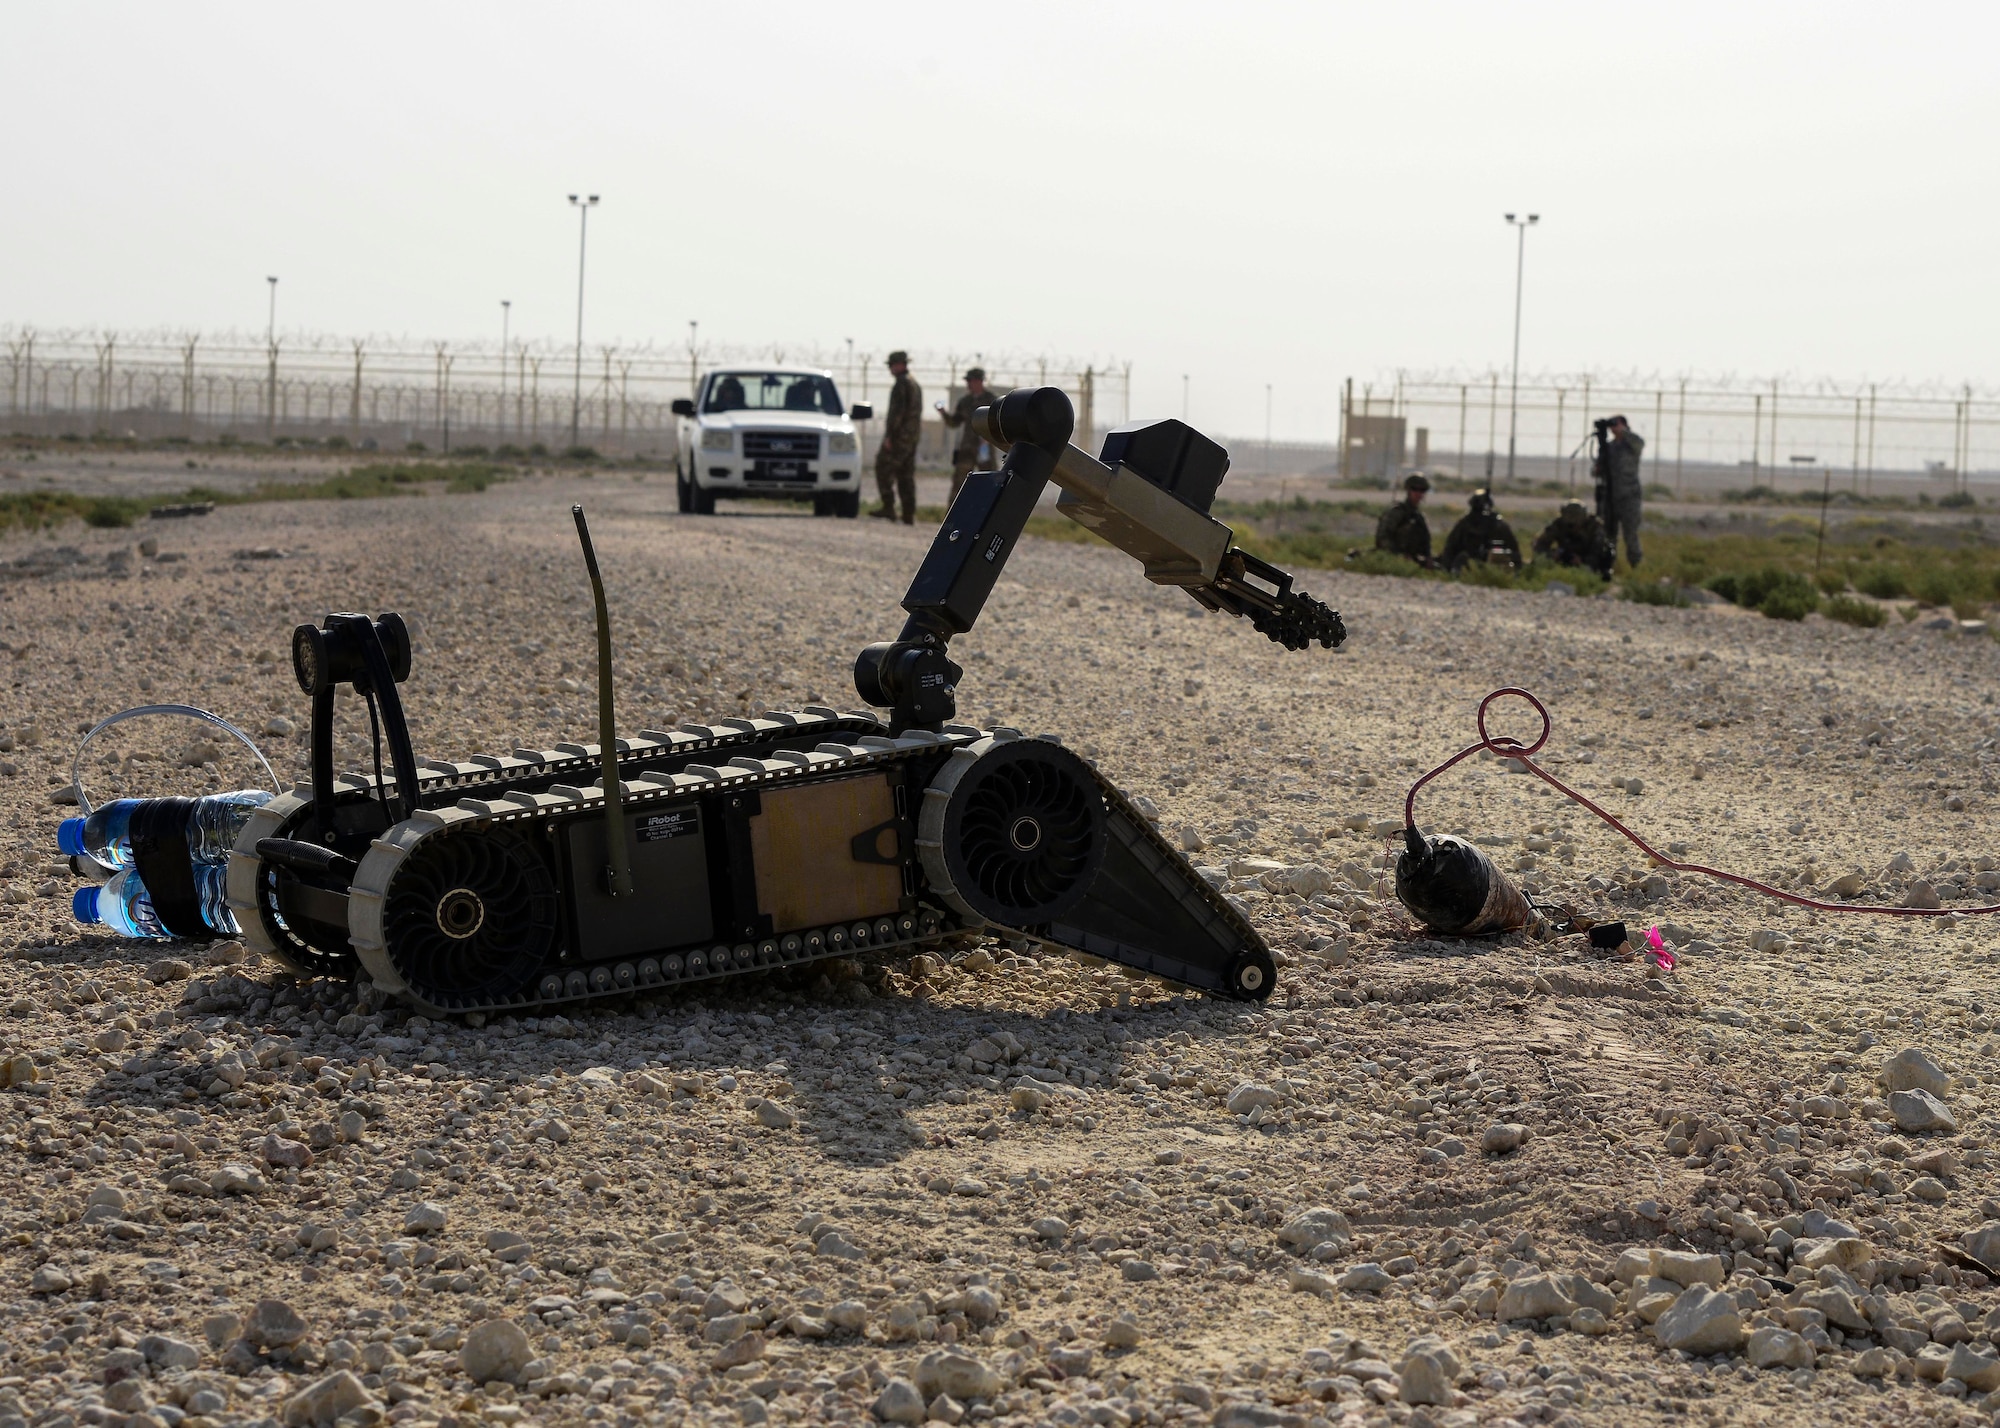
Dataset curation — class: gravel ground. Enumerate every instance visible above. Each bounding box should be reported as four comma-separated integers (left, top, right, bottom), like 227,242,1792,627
1,472,1998,1428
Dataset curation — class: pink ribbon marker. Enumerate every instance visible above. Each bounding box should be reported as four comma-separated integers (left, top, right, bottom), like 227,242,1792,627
1645,925,1677,971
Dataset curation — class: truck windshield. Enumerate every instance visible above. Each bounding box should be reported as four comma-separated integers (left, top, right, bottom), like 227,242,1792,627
703,371,844,416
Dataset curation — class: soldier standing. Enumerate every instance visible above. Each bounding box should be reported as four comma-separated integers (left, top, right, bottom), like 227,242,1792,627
1594,414,1646,567
937,367,995,504
872,350,922,524
1374,473,1435,567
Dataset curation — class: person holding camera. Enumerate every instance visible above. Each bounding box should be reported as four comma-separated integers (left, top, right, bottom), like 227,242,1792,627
1592,415,1646,567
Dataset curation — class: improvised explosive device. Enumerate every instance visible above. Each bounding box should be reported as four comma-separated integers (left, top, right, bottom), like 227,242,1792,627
1395,686,2000,940
74,387,1344,1017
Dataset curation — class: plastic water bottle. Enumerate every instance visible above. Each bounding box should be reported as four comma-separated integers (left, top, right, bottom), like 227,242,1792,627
57,799,143,869
58,790,271,871
195,863,238,936
73,871,170,940
186,791,272,864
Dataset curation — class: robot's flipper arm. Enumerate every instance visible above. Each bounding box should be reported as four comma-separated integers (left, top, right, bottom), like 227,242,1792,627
1186,547,1346,651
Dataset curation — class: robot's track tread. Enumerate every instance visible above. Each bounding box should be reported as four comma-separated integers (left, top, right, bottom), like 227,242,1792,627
243,707,1272,1014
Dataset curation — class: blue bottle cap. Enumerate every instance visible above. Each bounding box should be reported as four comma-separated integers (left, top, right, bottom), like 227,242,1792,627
72,886,102,924
57,818,86,858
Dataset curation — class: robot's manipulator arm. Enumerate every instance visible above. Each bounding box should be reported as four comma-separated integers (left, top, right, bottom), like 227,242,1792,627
855,387,1344,732
987,393,1346,652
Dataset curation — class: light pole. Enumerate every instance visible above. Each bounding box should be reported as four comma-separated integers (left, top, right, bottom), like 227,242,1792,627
567,193,599,451
265,276,278,437
1181,374,1189,422
499,300,510,437
1502,212,1539,483
1264,383,1273,477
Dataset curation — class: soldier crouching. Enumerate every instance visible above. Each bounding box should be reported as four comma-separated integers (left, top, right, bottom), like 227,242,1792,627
1375,473,1435,567
1533,501,1615,580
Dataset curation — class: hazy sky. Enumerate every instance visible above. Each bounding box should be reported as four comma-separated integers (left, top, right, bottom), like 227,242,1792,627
5,2,1994,439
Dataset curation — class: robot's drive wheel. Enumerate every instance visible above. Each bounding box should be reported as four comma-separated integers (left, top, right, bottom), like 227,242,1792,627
918,737,1106,926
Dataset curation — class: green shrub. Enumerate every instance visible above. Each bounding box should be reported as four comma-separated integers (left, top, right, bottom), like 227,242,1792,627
1342,548,1440,579
1824,595,1887,628
1458,560,1521,589
83,498,136,528
1855,564,1908,599
1518,561,1607,598
1814,567,1847,595
1940,490,1975,509
1913,567,1967,608
1623,578,1689,607
1705,572,1742,604
1735,566,1788,608
1756,573,1820,621
563,445,600,462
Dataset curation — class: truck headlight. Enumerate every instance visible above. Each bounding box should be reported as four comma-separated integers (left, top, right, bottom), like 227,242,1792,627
700,428,733,452
827,431,858,455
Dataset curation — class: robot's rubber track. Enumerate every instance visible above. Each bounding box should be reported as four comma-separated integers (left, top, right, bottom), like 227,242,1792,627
228,707,1276,1015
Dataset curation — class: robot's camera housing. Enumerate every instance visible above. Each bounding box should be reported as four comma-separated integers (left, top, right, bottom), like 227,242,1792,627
292,612,411,696
1099,420,1230,515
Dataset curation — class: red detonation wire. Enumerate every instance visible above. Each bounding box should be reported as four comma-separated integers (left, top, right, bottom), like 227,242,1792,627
1403,687,2000,921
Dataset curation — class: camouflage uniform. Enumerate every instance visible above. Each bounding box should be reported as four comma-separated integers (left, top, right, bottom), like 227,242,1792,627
1441,503,1522,573
873,363,923,523
1374,497,1433,565
941,387,996,503
1533,503,1615,579
1599,429,1646,566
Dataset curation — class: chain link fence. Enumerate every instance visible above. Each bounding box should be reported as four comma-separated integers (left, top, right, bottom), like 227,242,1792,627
1335,372,1996,497
0,328,1130,467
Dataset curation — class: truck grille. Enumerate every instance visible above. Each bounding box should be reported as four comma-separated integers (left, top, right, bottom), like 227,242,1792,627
742,431,820,460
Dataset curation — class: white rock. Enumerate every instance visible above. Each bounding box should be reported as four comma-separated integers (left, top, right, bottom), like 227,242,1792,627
1888,1088,1957,1134
871,1378,925,1423
913,1350,1003,1401
1496,1274,1575,1322
1481,1123,1531,1154
459,1319,532,1384
1226,1082,1280,1114
403,1201,447,1234
1653,1286,1744,1354
1879,1047,1949,1096
1946,1344,2000,1392
1336,1262,1393,1294
1398,1337,1460,1406
1030,1216,1070,1242
1959,1222,2000,1273
1276,1207,1353,1252
1746,1327,1813,1370
1104,1314,1143,1349
248,1298,310,1349
1655,1251,1725,1289
281,1371,376,1428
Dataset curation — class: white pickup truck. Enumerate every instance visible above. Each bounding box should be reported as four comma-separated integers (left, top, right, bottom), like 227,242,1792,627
671,368,873,517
